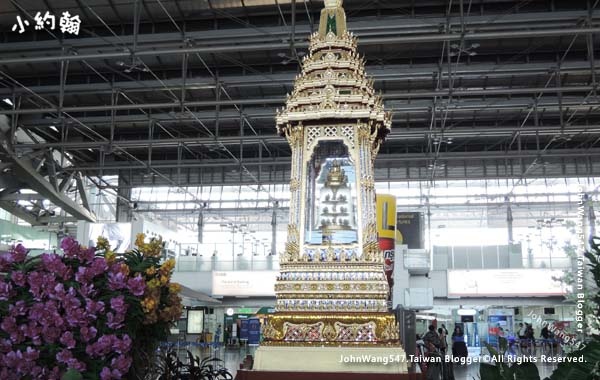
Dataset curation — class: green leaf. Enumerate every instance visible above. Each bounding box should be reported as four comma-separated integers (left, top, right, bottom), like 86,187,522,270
485,343,500,356
547,341,600,380
585,250,599,265
513,362,540,380
480,362,502,380
61,369,83,380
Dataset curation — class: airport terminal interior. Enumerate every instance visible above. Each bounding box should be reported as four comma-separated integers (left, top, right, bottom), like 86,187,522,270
0,0,599,379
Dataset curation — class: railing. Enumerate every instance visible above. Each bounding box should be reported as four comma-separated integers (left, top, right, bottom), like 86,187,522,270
175,256,280,272
484,338,571,358
434,244,573,270
524,257,573,269
175,254,572,272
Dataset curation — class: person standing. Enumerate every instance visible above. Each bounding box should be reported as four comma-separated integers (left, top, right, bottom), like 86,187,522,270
525,323,535,354
452,326,468,359
541,324,550,353
423,324,441,353
438,327,448,355
423,325,443,380
518,323,526,339
498,327,505,338
441,324,449,351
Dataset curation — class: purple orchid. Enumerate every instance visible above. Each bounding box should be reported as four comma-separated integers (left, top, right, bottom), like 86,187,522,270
126,274,146,296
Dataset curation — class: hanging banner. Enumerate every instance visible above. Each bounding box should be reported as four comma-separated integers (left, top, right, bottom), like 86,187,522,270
376,194,396,301
396,212,423,249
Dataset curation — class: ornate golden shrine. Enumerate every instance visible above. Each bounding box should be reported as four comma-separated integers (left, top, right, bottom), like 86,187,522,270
260,0,404,352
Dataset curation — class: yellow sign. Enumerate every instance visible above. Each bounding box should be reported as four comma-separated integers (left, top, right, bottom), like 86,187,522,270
375,194,396,240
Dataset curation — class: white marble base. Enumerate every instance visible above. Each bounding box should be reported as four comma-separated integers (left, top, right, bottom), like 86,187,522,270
253,345,408,373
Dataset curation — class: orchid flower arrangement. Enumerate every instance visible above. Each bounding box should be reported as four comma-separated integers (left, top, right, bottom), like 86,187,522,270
0,234,182,380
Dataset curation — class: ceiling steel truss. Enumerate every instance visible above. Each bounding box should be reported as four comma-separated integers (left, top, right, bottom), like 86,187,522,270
0,0,599,227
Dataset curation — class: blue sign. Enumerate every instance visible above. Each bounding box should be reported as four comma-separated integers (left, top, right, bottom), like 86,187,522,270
248,318,261,345
240,319,249,340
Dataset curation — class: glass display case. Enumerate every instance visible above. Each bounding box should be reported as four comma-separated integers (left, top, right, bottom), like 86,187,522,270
304,140,358,245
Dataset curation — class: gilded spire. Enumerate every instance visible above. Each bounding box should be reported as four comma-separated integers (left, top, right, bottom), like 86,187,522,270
276,0,391,141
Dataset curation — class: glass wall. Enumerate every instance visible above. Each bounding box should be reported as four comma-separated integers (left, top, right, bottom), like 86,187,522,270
123,176,599,271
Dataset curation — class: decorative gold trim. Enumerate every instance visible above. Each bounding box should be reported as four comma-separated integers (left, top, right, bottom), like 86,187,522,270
263,313,400,346
289,178,300,192
261,341,403,347
361,177,375,190
276,293,387,299
279,263,385,271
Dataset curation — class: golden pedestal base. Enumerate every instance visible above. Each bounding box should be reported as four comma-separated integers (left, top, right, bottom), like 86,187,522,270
257,312,407,373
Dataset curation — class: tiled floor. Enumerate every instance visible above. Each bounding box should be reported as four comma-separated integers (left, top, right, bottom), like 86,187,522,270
180,345,561,379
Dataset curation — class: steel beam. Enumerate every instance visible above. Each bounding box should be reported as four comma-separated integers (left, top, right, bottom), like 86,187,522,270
110,165,589,186
2,60,598,96
1,9,598,56
4,86,600,116
16,95,600,129
12,124,600,151
63,148,600,172
1,26,599,66
0,193,47,201
9,157,96,222
0,135,96,222
76,173,91,213
0,201,40,225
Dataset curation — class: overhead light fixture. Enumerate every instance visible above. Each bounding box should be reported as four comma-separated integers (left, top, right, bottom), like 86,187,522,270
2,98,14,107
49,125,59,133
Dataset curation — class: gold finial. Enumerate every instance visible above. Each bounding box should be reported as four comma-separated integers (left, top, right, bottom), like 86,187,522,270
319,0,346,37
324,0,342,8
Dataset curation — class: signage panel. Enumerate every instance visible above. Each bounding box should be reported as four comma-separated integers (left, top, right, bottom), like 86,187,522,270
186,310,204,334
447,269,568,297
212,271,278,296
396,212,423,249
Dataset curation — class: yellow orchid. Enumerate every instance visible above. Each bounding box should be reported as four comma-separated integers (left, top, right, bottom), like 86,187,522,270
119,263,130,276
135,233,146,248
168,283,181,293
105,251,116,264
125,232,183,327
147,278,160,289
141,296,157,313
96,236,110,251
